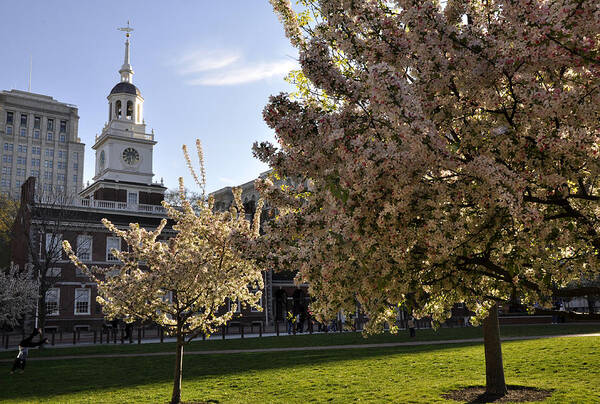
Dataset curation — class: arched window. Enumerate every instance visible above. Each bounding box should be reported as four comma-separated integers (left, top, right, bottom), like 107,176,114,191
115,101,122,119
126,101,133,120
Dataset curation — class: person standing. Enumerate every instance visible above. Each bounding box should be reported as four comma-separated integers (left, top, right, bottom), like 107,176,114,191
407,317,416,338
286,311,294,334
10,328,48,374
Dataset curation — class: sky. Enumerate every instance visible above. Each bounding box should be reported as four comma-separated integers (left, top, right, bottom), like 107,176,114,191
0,0,298,193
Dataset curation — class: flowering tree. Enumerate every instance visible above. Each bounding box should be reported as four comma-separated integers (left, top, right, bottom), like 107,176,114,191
64,141,264,404
0,264,39,327
255,0,600,396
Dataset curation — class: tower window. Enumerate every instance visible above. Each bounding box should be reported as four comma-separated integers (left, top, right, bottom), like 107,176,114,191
126,101,133,120
109,103,112,120
115,101,122,119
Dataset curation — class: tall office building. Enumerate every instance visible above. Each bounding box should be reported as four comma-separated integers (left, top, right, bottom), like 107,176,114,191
0,90,84,198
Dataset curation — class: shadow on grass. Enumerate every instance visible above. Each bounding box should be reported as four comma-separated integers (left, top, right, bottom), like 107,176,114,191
0,341,483,401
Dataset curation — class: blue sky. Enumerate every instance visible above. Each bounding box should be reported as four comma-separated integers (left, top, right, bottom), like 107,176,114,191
0,0,297,192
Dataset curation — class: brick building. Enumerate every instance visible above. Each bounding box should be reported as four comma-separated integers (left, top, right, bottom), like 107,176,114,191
211,172,311,325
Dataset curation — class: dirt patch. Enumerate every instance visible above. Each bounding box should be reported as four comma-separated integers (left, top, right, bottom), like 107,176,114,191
442,385,553,403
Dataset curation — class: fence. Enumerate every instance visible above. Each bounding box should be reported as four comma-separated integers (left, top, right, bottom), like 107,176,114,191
1,316,474,350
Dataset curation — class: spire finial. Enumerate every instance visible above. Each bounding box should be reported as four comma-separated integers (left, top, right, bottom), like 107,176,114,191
117,21,135,83
118,20,134,39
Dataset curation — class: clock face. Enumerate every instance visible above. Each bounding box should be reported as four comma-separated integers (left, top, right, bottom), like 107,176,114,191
99,150,105,169
122,147,140,165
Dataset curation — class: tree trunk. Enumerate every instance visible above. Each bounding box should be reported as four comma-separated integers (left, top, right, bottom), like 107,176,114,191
171,334,184,404
482,303,508,396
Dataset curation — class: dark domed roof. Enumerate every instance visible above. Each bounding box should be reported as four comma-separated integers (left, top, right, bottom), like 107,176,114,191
109,82,141,96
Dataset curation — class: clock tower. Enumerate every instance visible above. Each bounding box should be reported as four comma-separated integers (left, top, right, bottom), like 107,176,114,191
80,24,166,206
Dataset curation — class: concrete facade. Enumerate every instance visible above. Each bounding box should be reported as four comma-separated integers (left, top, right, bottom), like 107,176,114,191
0,90,84,199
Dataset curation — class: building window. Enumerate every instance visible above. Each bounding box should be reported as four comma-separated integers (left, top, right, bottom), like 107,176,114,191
20,128,26,137
2,166,11,176
16,156,26,165
106,236,121,261
47,132,53,141
2,155,13,164
59,134,66,142
115,101,122,119
73,174,78,184
32,146,41,155
44,171,52,180
44,160,53,169
73,162,79,170
46,267,61,277
31,158,40,167
33,129,40,139
251,294,263,312
73,151,79,161
57,150,65,159
20,114,27,127
6,112,13,124
45,288,60,316
60,120,67,133
0,178,9,188
74,288,91,315
18,144,27,153
34,116,40,129
4,143,13,152
57,161,66,170
16,168,26,177
47,119,54,131
30,169,40,177
15,179,22,188
77,235,93,262
6,126,12,135
45,148,54,158
43,183,52,192
45,233,63,260
128,192,138,206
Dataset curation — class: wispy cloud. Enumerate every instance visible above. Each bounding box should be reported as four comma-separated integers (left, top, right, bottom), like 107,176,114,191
174,48,297,86
187,60,298,86
176,50,240,75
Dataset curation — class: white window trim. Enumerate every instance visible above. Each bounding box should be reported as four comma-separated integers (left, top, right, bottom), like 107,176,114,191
77,234,93,262
74,288,91,315
45,288,60,316
106,236,121,262
45,232,63,260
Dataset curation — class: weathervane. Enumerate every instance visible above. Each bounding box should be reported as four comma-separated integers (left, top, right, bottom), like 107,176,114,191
118,20,134,38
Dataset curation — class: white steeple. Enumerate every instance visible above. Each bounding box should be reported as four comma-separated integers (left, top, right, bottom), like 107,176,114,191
118,21,134,83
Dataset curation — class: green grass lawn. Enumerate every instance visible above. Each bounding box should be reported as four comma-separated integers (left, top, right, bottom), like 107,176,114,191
0,323,598,360
0,330,598,403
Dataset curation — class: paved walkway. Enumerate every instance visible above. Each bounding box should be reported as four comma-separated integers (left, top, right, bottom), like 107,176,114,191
1,332,598,363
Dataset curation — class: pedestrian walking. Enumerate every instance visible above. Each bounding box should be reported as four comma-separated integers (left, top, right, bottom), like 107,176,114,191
10,328,48,374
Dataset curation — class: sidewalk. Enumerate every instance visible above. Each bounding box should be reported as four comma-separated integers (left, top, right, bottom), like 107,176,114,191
1,332,598,363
